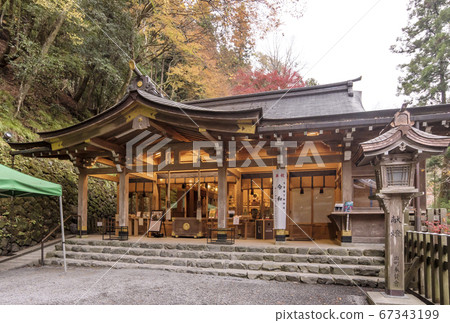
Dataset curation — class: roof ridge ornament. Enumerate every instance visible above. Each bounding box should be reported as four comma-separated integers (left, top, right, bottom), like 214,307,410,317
390,103,415,135
127,60,165,98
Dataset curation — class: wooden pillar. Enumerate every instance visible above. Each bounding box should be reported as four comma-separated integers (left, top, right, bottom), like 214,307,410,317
77,168,88,236
236,174,242,215
196,170,202,220
188,189,195,217
152,180,159,210
166,171,171,220
206,182,209,218
342,160,353,203
217,166,228,236
340,161,353,243
118,169,130,227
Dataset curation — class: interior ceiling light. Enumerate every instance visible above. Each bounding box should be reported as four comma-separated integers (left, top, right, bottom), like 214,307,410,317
306,131,320,137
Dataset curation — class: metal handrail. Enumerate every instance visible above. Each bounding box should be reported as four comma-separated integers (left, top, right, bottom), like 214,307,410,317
40,214,73,265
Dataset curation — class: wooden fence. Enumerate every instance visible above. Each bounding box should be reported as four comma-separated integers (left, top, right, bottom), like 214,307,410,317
405,231,450,305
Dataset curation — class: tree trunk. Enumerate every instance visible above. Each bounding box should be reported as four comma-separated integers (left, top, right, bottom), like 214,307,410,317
0,28,11,67
439,60,447,104
73,74,90,103
15,10,67,117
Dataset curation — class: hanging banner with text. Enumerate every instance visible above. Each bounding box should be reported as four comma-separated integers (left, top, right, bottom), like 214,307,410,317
273,169,287,230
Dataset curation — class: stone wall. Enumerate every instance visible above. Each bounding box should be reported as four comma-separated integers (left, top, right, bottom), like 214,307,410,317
0,143,117,255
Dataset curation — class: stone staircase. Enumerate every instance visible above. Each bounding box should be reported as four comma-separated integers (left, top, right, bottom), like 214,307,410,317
45,239,385,288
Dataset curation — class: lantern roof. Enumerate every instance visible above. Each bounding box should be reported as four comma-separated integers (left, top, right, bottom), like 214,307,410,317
354,107,450,166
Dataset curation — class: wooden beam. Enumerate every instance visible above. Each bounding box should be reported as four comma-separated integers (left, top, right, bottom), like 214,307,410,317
199,128,217,141
158,171,218,179
85,164,158,176
149,120,190,142
89,174,119,182
97,157,115,167
154,154,343,172
87,138,124,155
85,167,118,175
130,171,155,181
227,168,240,178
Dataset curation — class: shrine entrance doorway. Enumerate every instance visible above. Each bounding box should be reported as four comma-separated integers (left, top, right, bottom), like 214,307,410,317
288,170,337,240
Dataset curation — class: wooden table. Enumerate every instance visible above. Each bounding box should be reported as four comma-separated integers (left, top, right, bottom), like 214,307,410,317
204,217,254,239
329,208,385,243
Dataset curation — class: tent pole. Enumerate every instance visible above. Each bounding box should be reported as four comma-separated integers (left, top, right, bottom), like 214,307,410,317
59,196,67,272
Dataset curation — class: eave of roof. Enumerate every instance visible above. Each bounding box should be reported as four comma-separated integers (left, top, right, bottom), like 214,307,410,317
37,89,262,140
258,103,450,132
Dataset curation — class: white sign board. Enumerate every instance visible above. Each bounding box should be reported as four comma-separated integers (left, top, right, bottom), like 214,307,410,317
273,169,287,230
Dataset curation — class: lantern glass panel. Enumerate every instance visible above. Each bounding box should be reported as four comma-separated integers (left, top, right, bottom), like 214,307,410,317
386,165,410,186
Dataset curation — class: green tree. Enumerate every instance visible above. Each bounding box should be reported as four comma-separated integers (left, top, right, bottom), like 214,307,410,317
391,0,449,105
427,148,450,209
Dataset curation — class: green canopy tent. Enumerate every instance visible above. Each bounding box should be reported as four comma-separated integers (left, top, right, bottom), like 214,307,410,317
0,164,67,271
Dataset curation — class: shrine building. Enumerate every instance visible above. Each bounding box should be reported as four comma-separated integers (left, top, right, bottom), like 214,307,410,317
8,74,450,244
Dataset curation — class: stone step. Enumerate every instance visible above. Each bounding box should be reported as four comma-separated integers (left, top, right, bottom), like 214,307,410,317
64,239,385,258
49,250,384,277
45,257,384,288
55,244,385,266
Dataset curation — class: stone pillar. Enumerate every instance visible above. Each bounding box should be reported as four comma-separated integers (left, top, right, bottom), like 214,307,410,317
273,169,287,242
217,166,228,241
118,169,130,227
377,192,419,297
77,168,88,237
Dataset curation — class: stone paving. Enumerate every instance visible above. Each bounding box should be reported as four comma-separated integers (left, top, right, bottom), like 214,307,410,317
0,266,372,305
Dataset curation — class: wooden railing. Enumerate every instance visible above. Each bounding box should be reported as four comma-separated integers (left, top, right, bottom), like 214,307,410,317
405,231,450,305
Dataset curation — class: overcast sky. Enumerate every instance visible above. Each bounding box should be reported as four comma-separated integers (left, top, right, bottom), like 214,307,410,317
256,0,411,111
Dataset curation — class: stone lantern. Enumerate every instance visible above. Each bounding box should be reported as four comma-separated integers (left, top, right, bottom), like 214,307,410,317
354,107,450,300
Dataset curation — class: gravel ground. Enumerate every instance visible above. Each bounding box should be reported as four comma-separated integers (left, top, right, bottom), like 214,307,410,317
0,266,374,305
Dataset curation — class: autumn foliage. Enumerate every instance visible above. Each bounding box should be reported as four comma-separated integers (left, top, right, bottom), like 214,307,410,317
231,67,305,95
1,0,304,117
